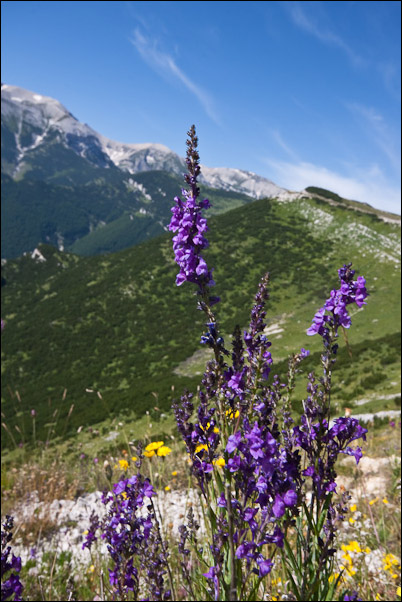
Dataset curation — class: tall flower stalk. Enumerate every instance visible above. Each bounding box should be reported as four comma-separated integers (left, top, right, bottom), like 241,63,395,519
169,125,224,365
170,126,368,602
82,126,370,602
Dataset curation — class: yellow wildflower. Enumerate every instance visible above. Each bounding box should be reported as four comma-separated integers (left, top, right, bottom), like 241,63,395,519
350,504,357,512
226,409,240,419
349,518,356,524
195,443,208,454
131,456,137,462
88,565,95,573
145,441,164,452
342,541,361,553
171,471,178,476
344,566,356,577
397,586,401,597
144,450,155,458
157,445,172,457
213,457,226,467
382,498,389,504
119,459,129,471
369,497,379,505
200,422,220,434
83,530,89,536
165,485,171,492
383,553,401,572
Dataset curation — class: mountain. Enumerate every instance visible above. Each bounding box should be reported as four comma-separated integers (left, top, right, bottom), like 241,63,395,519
3,84,399,260
1,192,400,449
0,84,307,259
1,84,292,196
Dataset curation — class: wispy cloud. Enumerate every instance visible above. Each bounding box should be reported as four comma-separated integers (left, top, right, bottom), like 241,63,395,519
346,102,401,174
131,28,220,125
377,61,401,102
263,158,401,215
271,129,300,162
283,1,364,67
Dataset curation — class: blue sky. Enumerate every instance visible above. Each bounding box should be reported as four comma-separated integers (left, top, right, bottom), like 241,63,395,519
2,1,401,213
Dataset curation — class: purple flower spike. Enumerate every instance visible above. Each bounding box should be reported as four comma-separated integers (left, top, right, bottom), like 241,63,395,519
226,431,242,453
307,264,368,340
169,126,216,296
1,516,24,602
257,556,273,577
272,495,286,518
203,566,219,601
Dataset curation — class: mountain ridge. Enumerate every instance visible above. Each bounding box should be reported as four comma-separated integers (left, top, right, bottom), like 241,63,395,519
1,83,295,200
1,83,399,261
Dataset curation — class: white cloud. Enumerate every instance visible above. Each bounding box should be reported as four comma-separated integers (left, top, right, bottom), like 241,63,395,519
376,61,401,102
271,129,300,162
131,29,220,125
346,102,401,174
283,1,364,67
264,158,401,215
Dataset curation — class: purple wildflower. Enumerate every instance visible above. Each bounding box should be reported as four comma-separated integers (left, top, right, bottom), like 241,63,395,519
307,263,368,340
344,592,362,601
1,516,23,602
83,474,170,601
256,556,273,577
203,566,220,601
169,126,215,295
226,431,242,454
170,129,370,599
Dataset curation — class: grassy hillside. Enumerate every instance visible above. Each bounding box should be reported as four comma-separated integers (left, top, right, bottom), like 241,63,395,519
1,194,400,449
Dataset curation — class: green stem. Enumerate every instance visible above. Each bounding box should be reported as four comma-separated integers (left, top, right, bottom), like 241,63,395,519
225,480,238,601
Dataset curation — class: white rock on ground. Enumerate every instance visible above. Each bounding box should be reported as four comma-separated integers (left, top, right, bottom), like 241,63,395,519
9,488,205,571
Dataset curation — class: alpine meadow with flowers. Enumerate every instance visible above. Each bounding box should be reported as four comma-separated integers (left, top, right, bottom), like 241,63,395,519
1,127,401,602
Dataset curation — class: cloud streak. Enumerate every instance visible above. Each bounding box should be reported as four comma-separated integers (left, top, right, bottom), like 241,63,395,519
271,129,300,162
131,29,220,125
283,1,364,67
263,158,401,215
346,102,401,174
